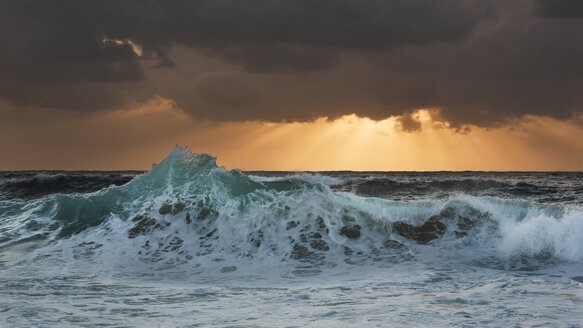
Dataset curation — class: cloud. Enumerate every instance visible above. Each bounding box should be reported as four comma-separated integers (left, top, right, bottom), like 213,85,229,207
536,0,583,18
197,73,258,109
397,113,422,132
0,0,582,128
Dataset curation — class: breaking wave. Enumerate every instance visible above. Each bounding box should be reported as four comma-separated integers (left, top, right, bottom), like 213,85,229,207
1,147,582,277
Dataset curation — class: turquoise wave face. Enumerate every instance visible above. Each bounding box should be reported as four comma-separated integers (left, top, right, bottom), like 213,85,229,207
1,147,582,275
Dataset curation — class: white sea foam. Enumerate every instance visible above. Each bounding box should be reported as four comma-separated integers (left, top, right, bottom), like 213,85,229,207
497,208,583,262
249,173,347,186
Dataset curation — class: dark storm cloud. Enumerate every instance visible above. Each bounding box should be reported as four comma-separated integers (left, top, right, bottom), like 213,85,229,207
0,0,487,109
537,0,583,18
207,44,340,73
1,0,582,127
0,1,144,84
197,73,258,108
103,0,485,49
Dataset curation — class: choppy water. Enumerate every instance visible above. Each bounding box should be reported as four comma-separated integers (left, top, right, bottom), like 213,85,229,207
1,147,582,327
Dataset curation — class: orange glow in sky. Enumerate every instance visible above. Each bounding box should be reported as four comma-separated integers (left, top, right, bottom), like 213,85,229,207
1,98,582,171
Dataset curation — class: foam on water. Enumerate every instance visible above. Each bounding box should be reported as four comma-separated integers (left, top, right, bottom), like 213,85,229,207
249,173,347,186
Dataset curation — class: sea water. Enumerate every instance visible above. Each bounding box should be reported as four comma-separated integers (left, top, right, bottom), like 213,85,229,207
1,147,582,327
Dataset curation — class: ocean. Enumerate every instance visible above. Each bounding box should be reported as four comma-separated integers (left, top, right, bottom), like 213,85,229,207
1,147,582,327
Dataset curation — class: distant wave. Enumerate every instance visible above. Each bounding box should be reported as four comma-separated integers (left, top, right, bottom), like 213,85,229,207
0,171,139,201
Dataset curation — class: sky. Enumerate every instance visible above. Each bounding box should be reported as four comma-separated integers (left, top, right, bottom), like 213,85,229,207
1,0,582,171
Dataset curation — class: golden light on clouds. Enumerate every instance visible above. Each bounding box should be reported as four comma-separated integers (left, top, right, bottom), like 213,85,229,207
1,98,582,171
102,36,143,56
